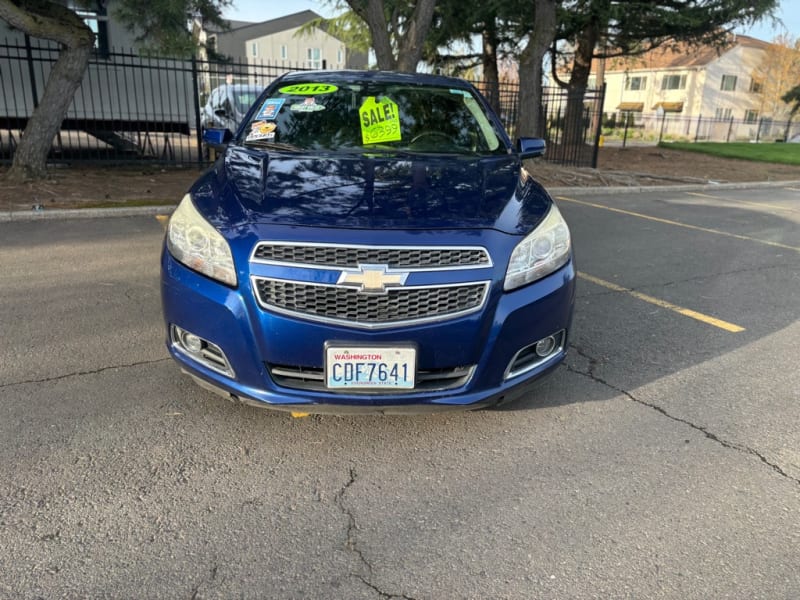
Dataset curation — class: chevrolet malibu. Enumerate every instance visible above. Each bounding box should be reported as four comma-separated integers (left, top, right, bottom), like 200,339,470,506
161,70,575,414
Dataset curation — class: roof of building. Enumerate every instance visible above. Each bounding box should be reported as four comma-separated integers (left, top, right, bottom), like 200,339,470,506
601,34,770,73
208,10,321,36
208,10,324,61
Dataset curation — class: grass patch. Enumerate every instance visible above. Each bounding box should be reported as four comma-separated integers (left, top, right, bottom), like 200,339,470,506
659,142,800,165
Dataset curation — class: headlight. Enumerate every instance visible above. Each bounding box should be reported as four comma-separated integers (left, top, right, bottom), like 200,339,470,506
504,203,571,291
167,194,237,286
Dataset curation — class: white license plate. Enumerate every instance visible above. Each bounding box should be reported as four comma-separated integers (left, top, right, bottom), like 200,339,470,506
325,346,416,390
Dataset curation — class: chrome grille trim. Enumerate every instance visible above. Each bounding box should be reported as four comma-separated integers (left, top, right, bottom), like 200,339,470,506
267,363,476,393
250,242,493,271
251,277,491,329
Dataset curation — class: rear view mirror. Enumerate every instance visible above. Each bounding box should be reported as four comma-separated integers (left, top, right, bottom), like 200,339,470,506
517,137,546,159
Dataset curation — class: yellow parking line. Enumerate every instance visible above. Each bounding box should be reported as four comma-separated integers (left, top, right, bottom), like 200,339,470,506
556,196,800,253
578,272,745,333
685,191,799,213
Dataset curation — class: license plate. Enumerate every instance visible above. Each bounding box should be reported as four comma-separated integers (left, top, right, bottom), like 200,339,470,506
325,346,416,390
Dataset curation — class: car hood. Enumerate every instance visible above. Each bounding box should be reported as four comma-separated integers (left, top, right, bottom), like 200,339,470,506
192,146,551,235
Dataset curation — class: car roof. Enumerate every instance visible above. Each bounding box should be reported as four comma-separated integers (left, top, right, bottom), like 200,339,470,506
277,70,475,90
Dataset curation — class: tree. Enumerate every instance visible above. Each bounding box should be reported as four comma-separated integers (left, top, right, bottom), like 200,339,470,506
755,34,800,120
551,0,779,151
781,84,800,139
515,0,557,138
0,0,228,182
342,0,437,71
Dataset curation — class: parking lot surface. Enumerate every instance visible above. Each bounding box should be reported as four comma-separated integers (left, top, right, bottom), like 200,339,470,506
1,185,798,599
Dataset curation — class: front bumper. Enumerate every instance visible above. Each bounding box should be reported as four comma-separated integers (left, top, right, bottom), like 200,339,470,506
161,243,575,414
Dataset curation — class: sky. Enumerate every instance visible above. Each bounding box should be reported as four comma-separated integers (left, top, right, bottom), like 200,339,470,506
226,0,800,42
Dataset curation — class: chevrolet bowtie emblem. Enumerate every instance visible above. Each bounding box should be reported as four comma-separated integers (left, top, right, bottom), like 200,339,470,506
337,264,409,294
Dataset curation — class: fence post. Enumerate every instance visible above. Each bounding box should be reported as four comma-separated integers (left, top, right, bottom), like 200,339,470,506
23,34,39,109
191,55,204,165
622,111,630,148
694,114,702,142
726,117,734,143
590,83,606,168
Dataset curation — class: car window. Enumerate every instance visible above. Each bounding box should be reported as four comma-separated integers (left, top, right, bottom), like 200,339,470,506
208,88,220,108
234,90,260,113
242,81,504,155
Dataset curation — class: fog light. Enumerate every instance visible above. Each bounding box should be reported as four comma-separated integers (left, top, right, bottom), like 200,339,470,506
535,335,556,357
181,331,203,354
170,325,235,377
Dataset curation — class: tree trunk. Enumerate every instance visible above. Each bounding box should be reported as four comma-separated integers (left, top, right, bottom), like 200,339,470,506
10,43,92,180
562,19,600,155
0,0,94,181
347,0,436,72
515,0,557,139
362,0,397,70
482,22,500,114
395,0,436,72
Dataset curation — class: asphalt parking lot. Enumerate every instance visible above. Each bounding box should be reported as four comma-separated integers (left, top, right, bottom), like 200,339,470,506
1,184,799,599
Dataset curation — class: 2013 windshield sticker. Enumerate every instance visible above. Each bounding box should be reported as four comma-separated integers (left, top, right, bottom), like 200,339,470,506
278,83,338,95
246,121,276,141
290,97,326,113
256,98,285,120
359,96,401,144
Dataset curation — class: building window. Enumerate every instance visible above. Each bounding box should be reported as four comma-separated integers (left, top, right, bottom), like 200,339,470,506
661,74,686,90
749,79,763,94
307,47,321,69
720,75,737,91
280,45,288,60
72,1,109,58
715,107,733,120
251,42,258,57
625,76,647,91
337,48,343,65
744,110,759,123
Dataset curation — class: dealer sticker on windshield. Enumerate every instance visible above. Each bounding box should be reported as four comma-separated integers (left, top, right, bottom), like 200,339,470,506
279,83,338,95
256,98,285,120
359,96,401,145
326,346,415,390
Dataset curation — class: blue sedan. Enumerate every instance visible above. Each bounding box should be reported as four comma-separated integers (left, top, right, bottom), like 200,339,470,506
161,70,575,414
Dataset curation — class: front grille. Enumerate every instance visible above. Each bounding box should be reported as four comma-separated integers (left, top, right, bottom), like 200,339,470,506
253,278,489,328
252,243,491,269
267,363,475,393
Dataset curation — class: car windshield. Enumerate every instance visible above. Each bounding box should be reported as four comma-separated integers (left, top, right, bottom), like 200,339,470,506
234,90,261,113
241,80,504,155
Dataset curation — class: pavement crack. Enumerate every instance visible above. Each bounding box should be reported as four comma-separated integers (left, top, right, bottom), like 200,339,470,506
189,562,218,599
565,360,800,487
356,575,420,600
335,467,371,576
335,468,419,600
0,357,171,390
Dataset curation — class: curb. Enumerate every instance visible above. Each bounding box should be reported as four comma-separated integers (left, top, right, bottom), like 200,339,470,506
2,180,798,223
0,204,176,223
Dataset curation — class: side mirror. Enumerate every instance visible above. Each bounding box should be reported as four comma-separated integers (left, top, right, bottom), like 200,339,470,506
214,108,228,118
517,137,546,159
203,127,233,151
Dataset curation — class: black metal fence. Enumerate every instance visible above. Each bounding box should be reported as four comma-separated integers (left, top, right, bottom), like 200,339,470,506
606,111,800,145
1,39,605,169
